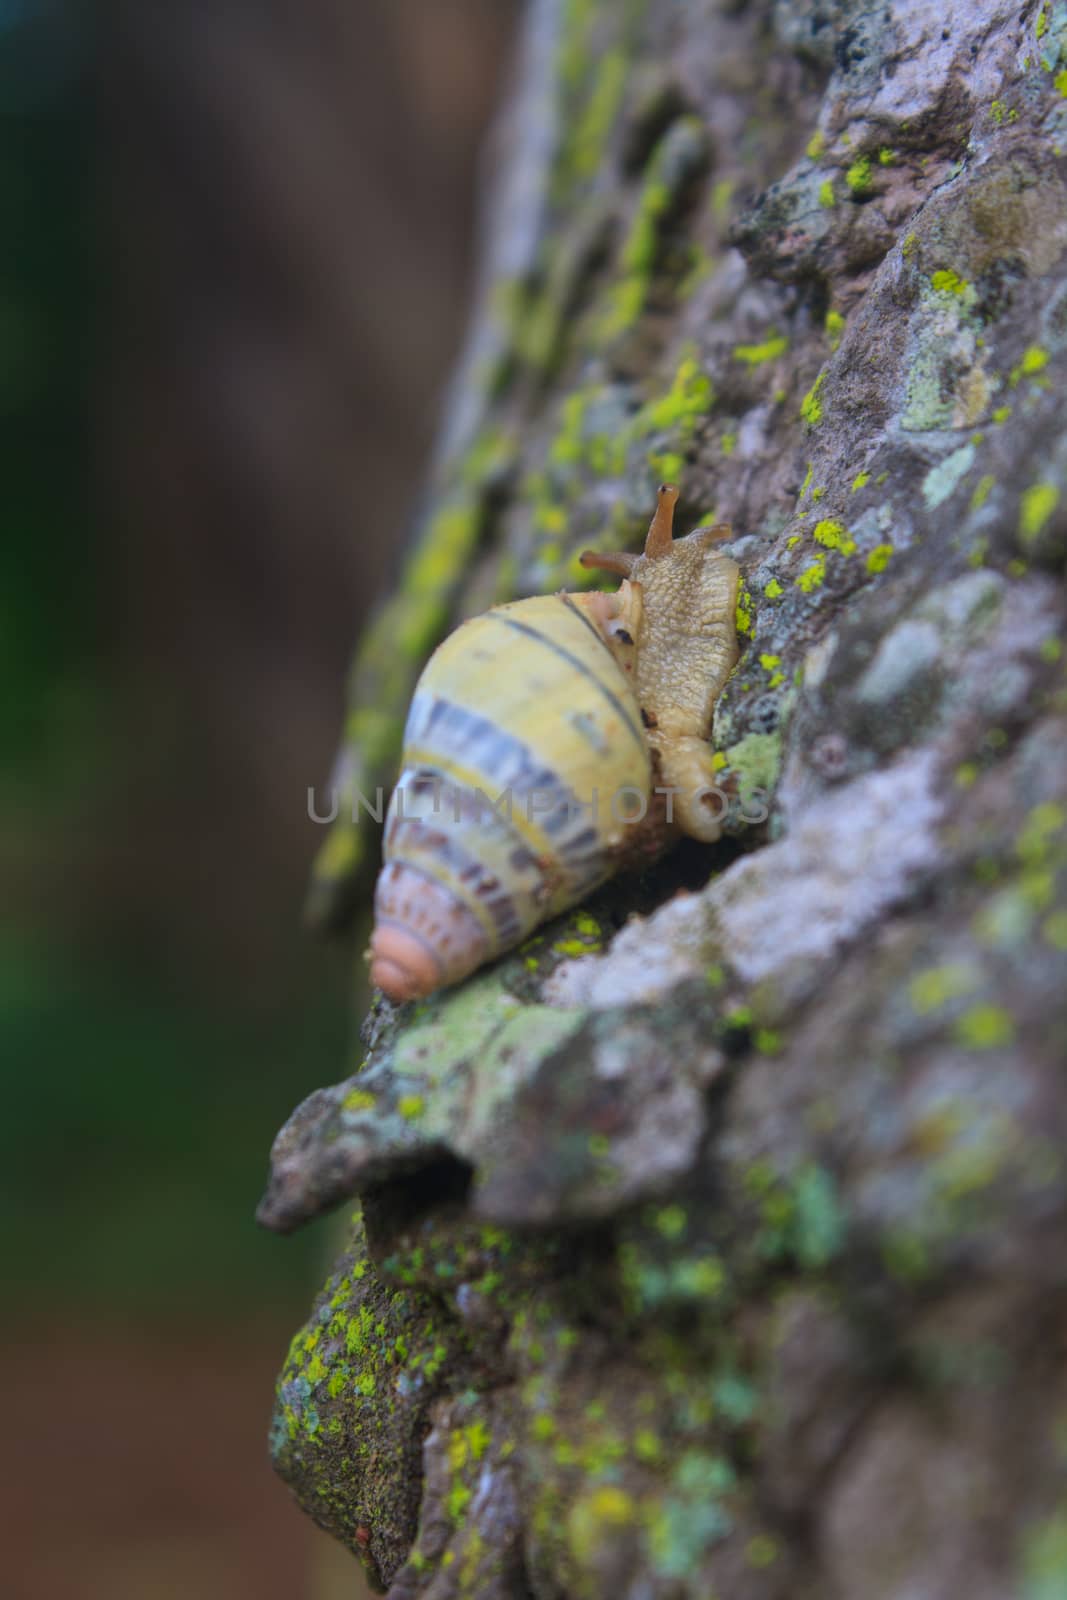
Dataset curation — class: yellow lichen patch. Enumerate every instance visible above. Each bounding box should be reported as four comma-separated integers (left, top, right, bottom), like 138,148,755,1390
852,471,871,492
342,1089,377,1114
866,543,895,574
845,156,872,195
1019,482,1061,544
800,371,827,426
795,554,827,592
735,582,754,636
953,1004,1015,1050
909,964,977,1014
764,578,784,598
930,268,969,295
971,474,996,512
732,333,789,365
826,309,845,350
1011,345,1050,384
818,178,835,208
813,519,857,554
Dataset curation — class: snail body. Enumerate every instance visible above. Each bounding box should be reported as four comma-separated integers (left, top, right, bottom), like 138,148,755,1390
370,486,740,1002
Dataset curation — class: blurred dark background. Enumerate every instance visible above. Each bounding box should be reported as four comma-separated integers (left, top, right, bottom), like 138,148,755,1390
2,2,520,1594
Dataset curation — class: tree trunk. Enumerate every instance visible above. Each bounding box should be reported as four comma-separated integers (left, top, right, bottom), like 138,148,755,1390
260,1,1067,1594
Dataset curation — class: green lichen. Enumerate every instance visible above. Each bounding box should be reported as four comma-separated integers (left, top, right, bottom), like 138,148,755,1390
954,1004,1015,1049
790,1165,845,1267
711,176,735,221
600,118,708,339
909,963,978,1014
1019,482,1061,543
923,443,977,509
646,1454,734,1578
795,553,827,591
866,543,895,574
745,1161,844,1268
654,1204,688,1240
732,333,789,366
930,268,969,295
813,519,857,554
764,578,783,598
567,50,628,185
852,471,871,491
639,353,715,432
800,371,826,426
734,579,754,637
1011,344,1050,384
648,448,684,481
971,474,996,512
845,156,873,195
271,1213,470,1577
720,731,781,807
343,1089,377,1114
818,178,836,208
825,309,845,350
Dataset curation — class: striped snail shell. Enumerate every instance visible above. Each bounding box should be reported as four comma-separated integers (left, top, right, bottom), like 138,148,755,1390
369,485,740,1002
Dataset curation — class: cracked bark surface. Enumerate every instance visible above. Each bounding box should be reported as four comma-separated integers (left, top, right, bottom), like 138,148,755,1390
260,2,1067,1594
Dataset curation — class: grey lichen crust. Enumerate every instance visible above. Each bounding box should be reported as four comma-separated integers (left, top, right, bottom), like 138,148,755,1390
265,0,1067,1595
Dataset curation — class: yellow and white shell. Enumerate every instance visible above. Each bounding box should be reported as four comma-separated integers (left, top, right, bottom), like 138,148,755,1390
370,591,650,1001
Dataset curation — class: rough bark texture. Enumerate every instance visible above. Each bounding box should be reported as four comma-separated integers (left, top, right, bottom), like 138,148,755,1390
261,1,1067,1594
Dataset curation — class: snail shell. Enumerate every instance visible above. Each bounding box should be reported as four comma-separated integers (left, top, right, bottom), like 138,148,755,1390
371,590,650,1000
369,485,740,1002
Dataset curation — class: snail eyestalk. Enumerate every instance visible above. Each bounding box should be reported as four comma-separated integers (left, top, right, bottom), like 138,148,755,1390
643,482,679,558
578,548,637,576
580,483,682,576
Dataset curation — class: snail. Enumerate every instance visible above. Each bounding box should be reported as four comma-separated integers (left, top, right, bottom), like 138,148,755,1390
368,484,740,1001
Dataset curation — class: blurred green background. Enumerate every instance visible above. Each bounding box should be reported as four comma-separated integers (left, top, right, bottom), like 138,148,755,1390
1,2,518,1594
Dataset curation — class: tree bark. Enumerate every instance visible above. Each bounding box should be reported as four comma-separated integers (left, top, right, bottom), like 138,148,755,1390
261,1,1067,1594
